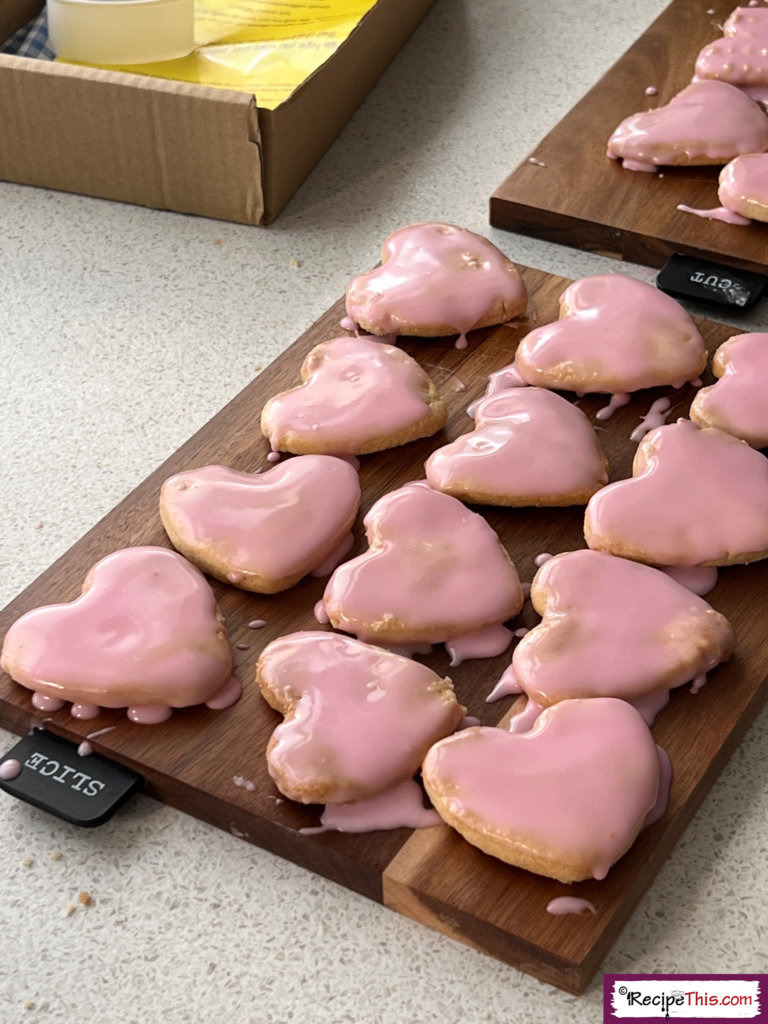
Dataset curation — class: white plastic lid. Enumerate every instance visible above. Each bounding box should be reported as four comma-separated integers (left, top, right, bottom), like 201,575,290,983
47,0,195,65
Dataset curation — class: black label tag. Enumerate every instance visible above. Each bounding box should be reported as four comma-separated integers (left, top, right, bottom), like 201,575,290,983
0,730,143,827
656,254,767,312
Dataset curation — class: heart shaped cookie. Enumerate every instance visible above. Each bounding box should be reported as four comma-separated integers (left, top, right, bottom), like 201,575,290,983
257,631,465,804
696,7,768,87
606,80,768,171
261,336,447,455
160,456,361,593
691,332,768,447
512,550,734,708
425,388,608,506
422,698,663,882
585,418,768,566
321,481,524,645
344,222,527,346
0,546,235,718
513,275,706,394
717,154,768,222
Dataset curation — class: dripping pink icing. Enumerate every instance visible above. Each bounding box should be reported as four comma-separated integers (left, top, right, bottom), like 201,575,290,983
0,547,235,712
127,705,173,724
546,897,596,916
70,703,101,720
314,600,330,624
585,418,768,566
630,689,670,726
259,631,464,804
160,457,361,590
340,315,357,332
344,222,527,340
299,778,441,834
596,392,631,421
606,80,768,169
321,481,523,645
643,745,673,828
266,452,281,463
661,565,718,596
718,153,768,224
310,532,355,577
205,675,242,711
644,85,658,97
445,624,513,667
77,740,93,757
427,388,609,507
0,759,22,780
695,7,768,86
260,336,445,456
630,396,672,442
514,276,706,395
233,775,257,792
508,697,545,734
466,363,529,419
486,663,523,703
422,699,662,882
676,203,751,225
512,550,734,708
690,674,708,694
31,694,65,712
691,332,768,447
248,619,268,629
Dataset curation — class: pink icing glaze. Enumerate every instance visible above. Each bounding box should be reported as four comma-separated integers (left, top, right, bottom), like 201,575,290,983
248,619,268,629
508,697,546,734
127,705,173,724
309,532,354,578
691,332,768,447
514,276,706,394
661,565,719,596
0,759,22,780
512,549,734,708
260,631,464,804
546,897,596,916
630,396,672,442
643,745,673,828
205,675,242,710
445,624,513,667
261,336,445,455
676,203,751,225
585,418,768,566
695,7,768,86
0,546,234,710
596,392,631,421
70,703,101,720
466,364,529,419
161,457,361,589
313,600,330,625
321,481,524,645
606,80,768,168
719,153,768,219
299,778,441,834
31,694,65,712
422,698,661,881
426,388,608,507
345,222,526,340
630,689,670,726
486,662,523,703
77,740,93,757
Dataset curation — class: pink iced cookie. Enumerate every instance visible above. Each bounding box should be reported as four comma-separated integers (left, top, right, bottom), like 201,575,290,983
0,546,236,721
512,549,734,708
425,388,608,506
321,481,524,645
695,7,768,87
260,336,447,456
422,698,664,883
160,456,361,593
606,80,768,171
514,275,706,394
345,222,527,347
718,153,768,222
585,418,768,566
257,631,465,804
691,333,768,447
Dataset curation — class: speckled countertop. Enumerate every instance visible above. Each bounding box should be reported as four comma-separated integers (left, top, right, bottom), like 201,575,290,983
1,1,767,1021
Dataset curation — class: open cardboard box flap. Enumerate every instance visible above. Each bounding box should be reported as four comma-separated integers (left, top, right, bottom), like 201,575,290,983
0,0,434,224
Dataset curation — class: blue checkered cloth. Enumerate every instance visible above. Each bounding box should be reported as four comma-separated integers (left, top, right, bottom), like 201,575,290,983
0,9,55,59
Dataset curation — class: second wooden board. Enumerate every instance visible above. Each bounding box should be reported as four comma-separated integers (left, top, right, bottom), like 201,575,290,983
491,0,768,273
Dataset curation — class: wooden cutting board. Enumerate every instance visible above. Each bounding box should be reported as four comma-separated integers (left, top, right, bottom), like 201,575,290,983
490,0,768,274
1,265,766,994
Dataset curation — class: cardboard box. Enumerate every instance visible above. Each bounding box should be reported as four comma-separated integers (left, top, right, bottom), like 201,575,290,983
0,0,434,224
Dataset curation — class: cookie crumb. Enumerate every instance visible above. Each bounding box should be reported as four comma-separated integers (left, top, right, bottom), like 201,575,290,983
253,364,262,373
78,891,92,906
112,915,126,925
21,856,33,868
23,999,35,1010
64,903,76,917
289,258,300,269
35,521,44,530
214,239,223,246
51,850,63,861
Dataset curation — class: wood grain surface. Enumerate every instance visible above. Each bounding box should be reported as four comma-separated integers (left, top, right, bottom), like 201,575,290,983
1,265,766,993
490,0,768,273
